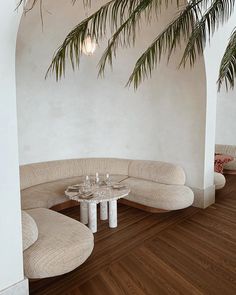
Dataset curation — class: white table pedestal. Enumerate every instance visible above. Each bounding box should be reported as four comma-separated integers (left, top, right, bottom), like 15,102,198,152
66,184,130,233
88,203,97,233
80,202,88,224
100,201,108,220
109,200,117,228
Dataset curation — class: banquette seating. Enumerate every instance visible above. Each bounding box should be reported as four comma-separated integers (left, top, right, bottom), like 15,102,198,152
20,158,194,279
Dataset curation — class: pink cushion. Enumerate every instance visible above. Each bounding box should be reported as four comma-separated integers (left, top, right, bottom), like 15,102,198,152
214,154,234,173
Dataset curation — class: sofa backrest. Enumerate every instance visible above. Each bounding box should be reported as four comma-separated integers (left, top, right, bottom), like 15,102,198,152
20,158,131,190
128,160,186,185
215,144,236,158
20,158,186,190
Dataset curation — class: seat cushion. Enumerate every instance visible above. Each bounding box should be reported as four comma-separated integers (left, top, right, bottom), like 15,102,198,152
121,178,194,211
214,172,226,190
21,211,38,251
23,208,94,279
128,160,186,185
21,175,128,210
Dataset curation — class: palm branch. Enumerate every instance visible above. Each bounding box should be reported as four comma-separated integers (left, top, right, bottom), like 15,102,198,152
19,0,236,90
218,27,236,89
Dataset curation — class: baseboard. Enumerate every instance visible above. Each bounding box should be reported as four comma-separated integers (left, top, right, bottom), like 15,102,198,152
191,185,215,209
0,278,28,295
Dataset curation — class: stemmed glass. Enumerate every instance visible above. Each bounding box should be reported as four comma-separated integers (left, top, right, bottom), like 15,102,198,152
105,173,112,187
83,175,91,193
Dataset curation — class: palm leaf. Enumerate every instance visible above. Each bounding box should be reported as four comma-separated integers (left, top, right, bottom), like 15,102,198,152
127,0,203,89
46,0,146,79
218,27,236,89
181,0,236,67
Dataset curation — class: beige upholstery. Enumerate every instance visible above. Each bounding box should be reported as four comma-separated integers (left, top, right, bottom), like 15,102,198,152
121,178,194,210
214,172,226,190
24,208,94,279
21,211,38,251
20,158,130,190
20,158,193,212
21,174,128,210
215,144,236,170
128,160,186,185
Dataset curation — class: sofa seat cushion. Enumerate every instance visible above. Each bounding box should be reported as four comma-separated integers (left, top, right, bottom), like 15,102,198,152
24,208,94,279
121,178,194,211
21,175,128,210
214,172,226,190
21,211,38,251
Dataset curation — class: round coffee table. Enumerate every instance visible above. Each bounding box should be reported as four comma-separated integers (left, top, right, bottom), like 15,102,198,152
65,185,130,233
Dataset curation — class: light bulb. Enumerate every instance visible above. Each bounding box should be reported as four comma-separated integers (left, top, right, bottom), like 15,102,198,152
82,35,97,56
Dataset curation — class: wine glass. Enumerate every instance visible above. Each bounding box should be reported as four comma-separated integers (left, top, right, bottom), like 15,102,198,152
105,173,112,187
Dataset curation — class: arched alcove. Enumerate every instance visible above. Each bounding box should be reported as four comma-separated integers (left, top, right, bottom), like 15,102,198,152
16,0,212,207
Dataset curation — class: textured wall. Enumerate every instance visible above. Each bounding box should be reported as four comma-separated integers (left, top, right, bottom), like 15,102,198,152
16,0,207,190
216,88,236,145
214,13,236,146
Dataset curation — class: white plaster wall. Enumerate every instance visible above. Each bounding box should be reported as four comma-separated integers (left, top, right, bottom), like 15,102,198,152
214,13,236,146
216,88,236,145
0,1,25,292
16,0,207,190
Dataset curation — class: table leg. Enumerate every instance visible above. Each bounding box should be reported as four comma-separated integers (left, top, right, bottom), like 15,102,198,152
88,202,97,233
100,201,108,220
109,200,117,228
80,202,88,224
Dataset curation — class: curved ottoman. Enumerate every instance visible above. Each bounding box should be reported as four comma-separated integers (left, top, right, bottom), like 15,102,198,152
23,208,94,279
214,172,226,190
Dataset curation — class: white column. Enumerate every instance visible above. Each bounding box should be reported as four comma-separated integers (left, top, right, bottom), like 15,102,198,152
109,200,117,228
80,202,88,224
100,201,108,220
88,202,97,233
0,2,27,294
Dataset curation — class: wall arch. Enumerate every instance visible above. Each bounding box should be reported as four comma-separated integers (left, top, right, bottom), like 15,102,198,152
16,0,213,207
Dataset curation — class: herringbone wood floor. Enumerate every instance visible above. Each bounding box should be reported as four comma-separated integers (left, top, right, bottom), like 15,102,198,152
30,175,236,295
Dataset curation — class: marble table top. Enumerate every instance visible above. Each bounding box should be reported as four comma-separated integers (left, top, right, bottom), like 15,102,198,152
65,184,130,203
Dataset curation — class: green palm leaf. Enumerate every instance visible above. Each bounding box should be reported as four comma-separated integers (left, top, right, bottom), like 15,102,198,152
18,0,236,90
181,0,236,67
46,0,145,79
127,0,201,88
218,28,236,89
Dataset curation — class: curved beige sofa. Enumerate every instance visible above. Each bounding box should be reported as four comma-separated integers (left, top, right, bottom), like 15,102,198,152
20,158,194,212
21,208,94,279
215,144,236,172
20,158,193,279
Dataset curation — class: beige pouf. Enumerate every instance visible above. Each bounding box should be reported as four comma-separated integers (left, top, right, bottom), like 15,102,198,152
214,172,226,190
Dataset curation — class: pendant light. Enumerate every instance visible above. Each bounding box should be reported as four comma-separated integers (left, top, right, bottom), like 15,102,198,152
81,30,97,56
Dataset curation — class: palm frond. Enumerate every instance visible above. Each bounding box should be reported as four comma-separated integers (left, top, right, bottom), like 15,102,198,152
46,0,147,79
218,27,236,89
181,0,236,67
98,0,163,76
127,0,203,89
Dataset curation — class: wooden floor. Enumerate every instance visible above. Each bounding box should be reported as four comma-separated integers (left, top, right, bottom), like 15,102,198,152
30,175,236,295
